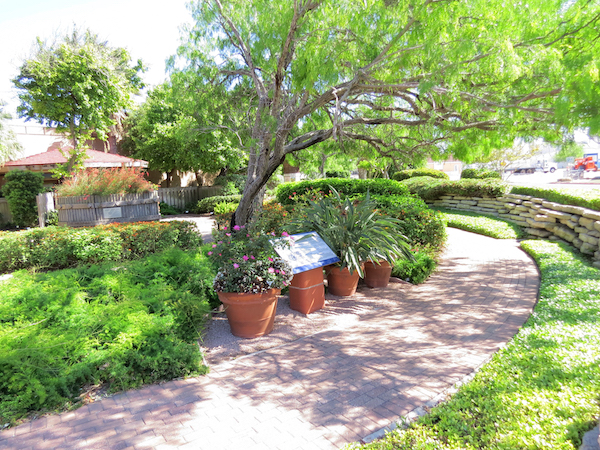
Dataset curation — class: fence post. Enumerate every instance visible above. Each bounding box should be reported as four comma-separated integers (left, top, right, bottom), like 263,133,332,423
36,192,56,228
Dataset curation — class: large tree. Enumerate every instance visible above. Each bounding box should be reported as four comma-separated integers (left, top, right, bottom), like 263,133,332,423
175,0,600,226
12,29,144,172
122,79,242,185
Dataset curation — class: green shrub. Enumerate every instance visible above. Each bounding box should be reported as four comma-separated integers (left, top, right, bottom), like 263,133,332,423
392,168,449,182
2,170,45,227
0,220,202,273
275,178,409,205
510,186,600,211
356,193,447,251
159,201,182,215
461,168,502,179
391,251,437,284
213,173,246,193
325,169,351,178
191,195,242,213
0,248,214,425
401,177,508,200
213,201,239,215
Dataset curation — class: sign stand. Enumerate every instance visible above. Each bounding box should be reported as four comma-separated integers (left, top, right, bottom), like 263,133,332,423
273,232,340,314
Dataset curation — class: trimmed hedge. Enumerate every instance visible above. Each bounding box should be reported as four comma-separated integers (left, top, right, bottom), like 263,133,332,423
461,168,502,179
392,168,449,182
360,193,447,250
0,220,203,273
401,177,509,200
509,186,600,211
2,170,45,227
275,178,409,205
190,194,242,213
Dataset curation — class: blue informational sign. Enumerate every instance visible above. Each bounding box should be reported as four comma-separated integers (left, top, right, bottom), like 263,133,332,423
272,232,340,275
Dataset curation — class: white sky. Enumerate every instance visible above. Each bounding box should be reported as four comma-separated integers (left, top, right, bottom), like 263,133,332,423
0,0,192,117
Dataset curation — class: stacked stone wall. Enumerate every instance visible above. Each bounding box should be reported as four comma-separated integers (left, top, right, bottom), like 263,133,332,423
428,194,600,268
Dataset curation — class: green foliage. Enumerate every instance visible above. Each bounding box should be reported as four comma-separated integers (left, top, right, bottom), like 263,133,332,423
0,220,202,273
434,208,526,239
392,169,449,182
276,178,409,205
460,168,502,180
0,248,214,425
325,169,351,178
555,139,584,163
510,186,600,211
56,167,156,196
2,170,45,227
361,240,600,450
289,189,412,277
213,201,239,215
159,202,182,216
190,195,242,213
122,82,241,175
360,194,447,251
401,177,509,201
12,29,144,174
391,251,437,285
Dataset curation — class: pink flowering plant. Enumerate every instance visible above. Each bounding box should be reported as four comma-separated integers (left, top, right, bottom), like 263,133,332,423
210,224,293,293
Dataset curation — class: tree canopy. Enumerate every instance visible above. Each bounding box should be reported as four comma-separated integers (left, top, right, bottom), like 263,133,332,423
174,0,600,225
12,29,145,171
122,79,243,183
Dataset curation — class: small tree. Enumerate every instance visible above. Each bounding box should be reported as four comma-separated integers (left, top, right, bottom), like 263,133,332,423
12,28,145,175
2,170,45,227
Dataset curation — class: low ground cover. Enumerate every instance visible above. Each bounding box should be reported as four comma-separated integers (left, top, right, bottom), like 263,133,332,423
433,207,527,239
0,248,216,426
358,226,600,450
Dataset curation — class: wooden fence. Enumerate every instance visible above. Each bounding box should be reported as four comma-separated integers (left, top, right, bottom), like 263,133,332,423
158,186,222,210
56,191,160,227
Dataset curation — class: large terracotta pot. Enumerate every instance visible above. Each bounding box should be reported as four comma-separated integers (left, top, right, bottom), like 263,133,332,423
289,267,325,314
364,261,392,288
326,266,360,296
217,289,280,338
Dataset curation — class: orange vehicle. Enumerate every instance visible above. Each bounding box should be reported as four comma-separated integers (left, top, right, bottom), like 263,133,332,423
573,153,599,171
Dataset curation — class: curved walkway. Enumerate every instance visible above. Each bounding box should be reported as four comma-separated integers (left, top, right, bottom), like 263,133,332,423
0,229,539,450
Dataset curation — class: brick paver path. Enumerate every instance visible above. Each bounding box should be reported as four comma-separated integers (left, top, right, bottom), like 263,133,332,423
0,228,539,450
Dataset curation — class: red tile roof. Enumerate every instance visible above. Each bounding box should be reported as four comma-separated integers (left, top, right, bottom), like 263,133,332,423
2,149,147,169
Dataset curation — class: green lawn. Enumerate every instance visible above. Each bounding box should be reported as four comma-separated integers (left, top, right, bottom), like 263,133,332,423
358,216,600,450
433,207,527,239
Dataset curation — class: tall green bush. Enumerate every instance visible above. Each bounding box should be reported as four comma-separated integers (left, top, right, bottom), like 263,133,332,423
2,170,45,227
190,194,242,213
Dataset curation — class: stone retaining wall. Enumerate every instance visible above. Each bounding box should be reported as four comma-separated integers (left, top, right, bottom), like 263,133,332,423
428,194,600,268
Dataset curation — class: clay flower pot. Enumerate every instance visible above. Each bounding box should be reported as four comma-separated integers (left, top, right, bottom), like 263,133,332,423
217,289,281,338
326,265,360,296
289,267,325,314
364,261,392,288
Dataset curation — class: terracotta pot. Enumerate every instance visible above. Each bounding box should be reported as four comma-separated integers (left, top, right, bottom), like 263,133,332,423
326,266,360,296
289,268,325,314
217,289,280,338
364,261,392,288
